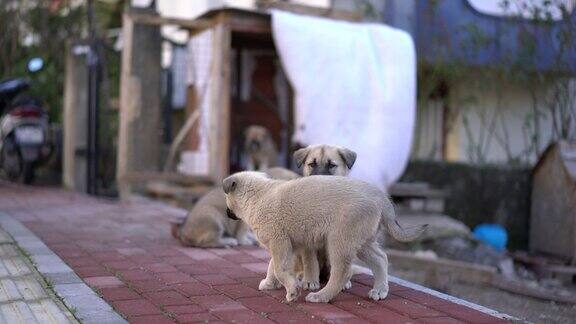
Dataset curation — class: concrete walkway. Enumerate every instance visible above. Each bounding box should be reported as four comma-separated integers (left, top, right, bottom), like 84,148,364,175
0,181,514,323
0,225,77,323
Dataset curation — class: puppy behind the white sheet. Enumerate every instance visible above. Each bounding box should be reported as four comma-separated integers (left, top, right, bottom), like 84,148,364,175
244,126,278,171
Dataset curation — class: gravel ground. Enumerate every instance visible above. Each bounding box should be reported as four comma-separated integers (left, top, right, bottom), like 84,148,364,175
392,268,576,323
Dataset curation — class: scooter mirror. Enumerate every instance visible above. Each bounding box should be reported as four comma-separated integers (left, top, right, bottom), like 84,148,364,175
27,58,44,73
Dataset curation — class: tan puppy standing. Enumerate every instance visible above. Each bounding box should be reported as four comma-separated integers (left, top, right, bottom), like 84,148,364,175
261,144,357,291
223,172,426,303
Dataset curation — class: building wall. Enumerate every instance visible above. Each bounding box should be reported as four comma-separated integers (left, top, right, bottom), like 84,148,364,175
412,76,574,166
411,99,444,161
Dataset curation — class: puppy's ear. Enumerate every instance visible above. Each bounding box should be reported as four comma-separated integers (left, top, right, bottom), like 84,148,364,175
338,148,357,169
222,176,237,194
293,147,310,168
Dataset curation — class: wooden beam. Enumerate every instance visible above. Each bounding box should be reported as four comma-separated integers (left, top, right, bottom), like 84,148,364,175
117,12,135,200
207,12,232,183
256,0,362,22
128,11,215,30
386,249,497,285
229,14,271,34
117,11,163,200
145,181,212,198
120,171,213,186
492,277,576,304
63,42,89,192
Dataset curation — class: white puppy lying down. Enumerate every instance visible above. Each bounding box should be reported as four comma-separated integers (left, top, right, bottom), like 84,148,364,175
223,171,426,303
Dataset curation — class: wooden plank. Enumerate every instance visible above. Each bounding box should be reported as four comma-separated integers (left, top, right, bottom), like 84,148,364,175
146,181,212,197
492,277,576,304
63,41,91,192
117,13,135,200
128,11,215,30
117,10,164,200
541,264,576,275
120,171,213,186
385,249,497,285
184,85,200,151
389,183,447,199
219,14,232,182
256,1,362,21
229,14,271,34
207,12,232,183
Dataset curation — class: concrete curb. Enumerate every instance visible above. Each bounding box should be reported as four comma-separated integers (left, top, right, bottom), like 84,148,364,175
0,213,127,324
353,265,522,322
389,276,522,322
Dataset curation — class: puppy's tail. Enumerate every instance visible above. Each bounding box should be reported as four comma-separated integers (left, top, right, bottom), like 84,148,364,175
381,202,427,242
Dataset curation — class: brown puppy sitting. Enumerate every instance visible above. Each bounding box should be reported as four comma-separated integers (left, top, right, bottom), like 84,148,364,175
174,144,357,250
175,167,299,248
244,126,278,171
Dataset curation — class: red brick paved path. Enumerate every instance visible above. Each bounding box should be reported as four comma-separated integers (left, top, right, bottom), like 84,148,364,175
0,182,509,324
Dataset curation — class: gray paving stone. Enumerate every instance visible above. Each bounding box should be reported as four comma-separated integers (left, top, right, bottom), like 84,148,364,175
0,276,49,303
31,255,73,274
0,219,32,237
0,214,128,324
54,283,96,298
78,311,127,324
0,231,14,244
46,272,82,285
61,293,113,314
0,301,37,324
1,257,33,277
0,278,21,302
13,277,48,300
28,299,76,323
17,240,53,256
0,244,20,257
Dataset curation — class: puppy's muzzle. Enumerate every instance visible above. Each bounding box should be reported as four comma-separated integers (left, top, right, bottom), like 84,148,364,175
310,167,333,176
226,208,239,220
249,140,261,152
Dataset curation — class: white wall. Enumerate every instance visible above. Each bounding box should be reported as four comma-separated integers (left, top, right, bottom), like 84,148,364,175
453,80,554,165
412,99,444,161
412,77,573,166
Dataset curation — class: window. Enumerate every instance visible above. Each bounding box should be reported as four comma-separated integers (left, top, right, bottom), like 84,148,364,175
467,0,575,21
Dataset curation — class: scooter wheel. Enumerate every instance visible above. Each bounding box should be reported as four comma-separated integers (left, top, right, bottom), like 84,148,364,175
22,163,35,184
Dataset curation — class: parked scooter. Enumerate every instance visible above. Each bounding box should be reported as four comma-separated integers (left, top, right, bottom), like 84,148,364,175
0,58,52,184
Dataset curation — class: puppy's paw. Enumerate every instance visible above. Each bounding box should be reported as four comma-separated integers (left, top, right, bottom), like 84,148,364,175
285,289,300,302
342,280,352,290
221,237,239,247
237,236,256,246
258,279,281,290
302,281,320,291
368,287,389,301
305,292,330,303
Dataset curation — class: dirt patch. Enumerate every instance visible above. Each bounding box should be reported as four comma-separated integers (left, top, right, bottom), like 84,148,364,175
392,268,576,323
